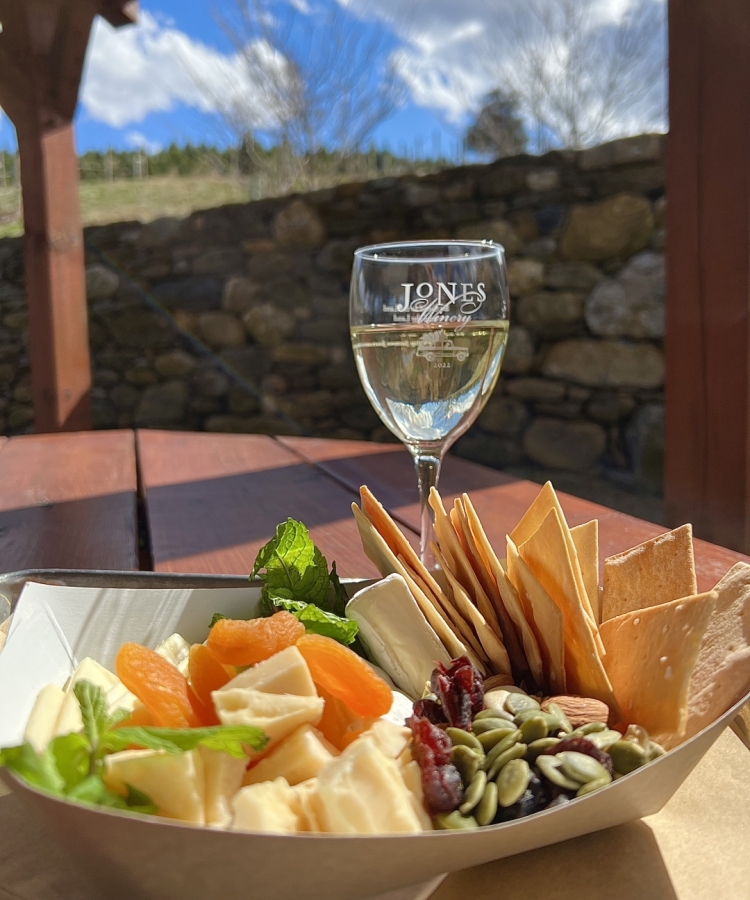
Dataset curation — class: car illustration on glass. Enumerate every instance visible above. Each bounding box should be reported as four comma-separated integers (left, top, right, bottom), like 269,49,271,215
415,331,469,361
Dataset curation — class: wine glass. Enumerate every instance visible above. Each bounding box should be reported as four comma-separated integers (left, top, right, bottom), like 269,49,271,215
350,240,510,567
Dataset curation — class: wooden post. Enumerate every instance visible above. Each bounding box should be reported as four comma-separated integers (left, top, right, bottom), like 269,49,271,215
665,0,750,551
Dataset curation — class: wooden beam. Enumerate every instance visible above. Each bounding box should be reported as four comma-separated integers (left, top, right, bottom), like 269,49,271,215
100,0,138,28
665,0,750,552
18,121,92,431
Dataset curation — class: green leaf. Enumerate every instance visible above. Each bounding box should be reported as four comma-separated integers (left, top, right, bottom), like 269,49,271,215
0,743,65,794
50,733,91,790
109,725,268,759
252,519,330,608
123,784,158,815
329,561,349,617
74,680,109,749
271,596,358,645
209,612,228,628
65,774,156,814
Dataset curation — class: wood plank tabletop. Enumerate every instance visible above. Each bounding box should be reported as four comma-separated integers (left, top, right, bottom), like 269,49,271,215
136,430,381,578
279,436,750,592
0,430,138,572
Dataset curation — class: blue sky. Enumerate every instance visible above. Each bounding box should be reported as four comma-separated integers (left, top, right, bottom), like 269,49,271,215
0,0,666,158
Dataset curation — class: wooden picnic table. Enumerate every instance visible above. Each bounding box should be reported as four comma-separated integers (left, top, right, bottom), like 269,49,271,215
0,429,748,900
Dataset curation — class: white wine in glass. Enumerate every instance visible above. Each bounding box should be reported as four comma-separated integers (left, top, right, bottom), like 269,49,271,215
350,241,510,567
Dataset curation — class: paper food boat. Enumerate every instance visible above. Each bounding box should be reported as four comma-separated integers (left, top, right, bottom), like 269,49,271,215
0,578,747,900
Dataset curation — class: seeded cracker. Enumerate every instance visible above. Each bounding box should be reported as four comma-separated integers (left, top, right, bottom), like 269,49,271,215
518,508,619,713
684,562,750,740
600,590,717,743
602,524,697,622
571,520,600,625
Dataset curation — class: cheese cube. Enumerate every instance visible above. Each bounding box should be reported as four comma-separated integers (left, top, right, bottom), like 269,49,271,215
155,633,191,677
292,778,322,832
243,725,337,787
219,645,316,697
103,749,205,824
24,684,65,753
199,747,248,828
399,759,432,830
231,777,300,834
362,719,410,759
55,658,129,737
213,688,324,751
312,736,424,834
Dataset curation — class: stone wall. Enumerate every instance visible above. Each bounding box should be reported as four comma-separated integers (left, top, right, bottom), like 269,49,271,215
0,133,665,492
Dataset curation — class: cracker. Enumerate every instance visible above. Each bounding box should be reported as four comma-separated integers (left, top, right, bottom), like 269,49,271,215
454,495,529,676
684,562,750,739
571,520,600,625
602,524,697,622
519,508,619,712
432,543,512,675
600,590,716,740
352,503,486,673
506,538,566,694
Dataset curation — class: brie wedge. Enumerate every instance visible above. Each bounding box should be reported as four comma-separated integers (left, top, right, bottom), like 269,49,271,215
346,574,451,698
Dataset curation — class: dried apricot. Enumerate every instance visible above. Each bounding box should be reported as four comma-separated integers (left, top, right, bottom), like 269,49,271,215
116,642,200,729
115,705,154,728
315,683,375,751
296,633,392,718
189,644,232,708
206,612,305,667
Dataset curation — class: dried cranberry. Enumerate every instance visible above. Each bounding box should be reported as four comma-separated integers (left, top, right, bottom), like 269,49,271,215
421,763,463,813
430,656,484,729
494,771,547,822
542,736,614,776
412,698,447,726
407,716,452,766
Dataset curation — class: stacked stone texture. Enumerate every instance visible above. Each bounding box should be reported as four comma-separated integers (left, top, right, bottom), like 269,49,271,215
0,133,665,491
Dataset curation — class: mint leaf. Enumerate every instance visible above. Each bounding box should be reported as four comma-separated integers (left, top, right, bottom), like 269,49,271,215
65,774,156,814
110,725,268,759
74,680,110,750
271,596,358,645
124,784,158,814
252,519,330,608
0,743,65,794
209,612,228,628
329,561,349,617
50,733,91,789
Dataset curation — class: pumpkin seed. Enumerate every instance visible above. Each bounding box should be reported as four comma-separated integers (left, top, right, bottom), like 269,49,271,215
505,693,540,715
459,770,488,815
474,707,513,722
535,754,580,791
577,722,607,735
496,758,531,808
450,745,483,785
475,781,498,826
586,729,623,751
609,740,647,775
526,737,560,761
519,715,549,743
447,727,484,754
623,724,650,749
557,751,609,785
473,717,515,736
483,690,511,714
487,742,527,781
648,741,666,761
576,774,612,797
483,729,522,770
478,725,517,751
433,811,478,830
543,703,572,734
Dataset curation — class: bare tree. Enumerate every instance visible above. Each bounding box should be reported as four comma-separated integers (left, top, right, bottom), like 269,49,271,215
488,0,665,151
465,90,527,158
207,0,409,189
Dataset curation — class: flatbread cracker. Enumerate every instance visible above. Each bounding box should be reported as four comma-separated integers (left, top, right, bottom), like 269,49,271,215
684,562,750,739
454,496,528,676
571,520,600,625
600,590,716,740
519,508,619,712
352,503,486,673
432,544,512,675
602,524,697,622
506,538,566,694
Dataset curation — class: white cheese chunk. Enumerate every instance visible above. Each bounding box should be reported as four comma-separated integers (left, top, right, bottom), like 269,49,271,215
362,719,411,760
199,747,248,828
346,574,451,698
219,645,316,697
399,758,432,830
103,749,206,824
24,684,65,753
213,688,324,751
243,725,337,787
231,777,300,834
292,778,322,832
155,633,191,677
55,658,130,737
312,736,424,834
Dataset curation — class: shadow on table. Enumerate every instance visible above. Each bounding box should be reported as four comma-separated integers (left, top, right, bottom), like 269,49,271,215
433,820,678,900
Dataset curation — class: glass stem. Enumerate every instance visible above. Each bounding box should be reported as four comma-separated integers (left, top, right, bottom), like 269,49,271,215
412,449,444,569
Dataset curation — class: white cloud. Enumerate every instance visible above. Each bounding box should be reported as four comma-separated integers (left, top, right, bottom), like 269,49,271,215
80,10,277,131
126,131,163,154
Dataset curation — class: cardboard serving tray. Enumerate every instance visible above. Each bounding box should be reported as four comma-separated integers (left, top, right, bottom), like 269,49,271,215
0,572,748,900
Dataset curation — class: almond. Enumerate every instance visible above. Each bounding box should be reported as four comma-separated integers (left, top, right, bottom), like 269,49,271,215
542,695,610,728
